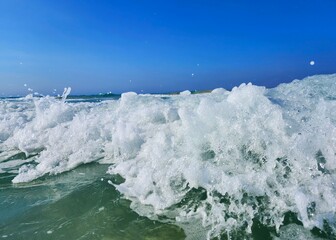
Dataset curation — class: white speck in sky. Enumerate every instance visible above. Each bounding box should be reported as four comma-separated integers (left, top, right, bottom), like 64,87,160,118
24,84,27,87
19,62,23,65
197,63,200,66
191,73,194,77
310,60,315,66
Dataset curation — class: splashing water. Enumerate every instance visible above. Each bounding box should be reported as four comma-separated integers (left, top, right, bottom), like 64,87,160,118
1,74,336,239
61,87,71,101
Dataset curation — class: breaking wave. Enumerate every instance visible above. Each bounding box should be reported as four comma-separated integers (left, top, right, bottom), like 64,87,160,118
1,74,336,239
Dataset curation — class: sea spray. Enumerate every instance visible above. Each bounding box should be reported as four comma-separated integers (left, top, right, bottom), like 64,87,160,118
61,87,72,102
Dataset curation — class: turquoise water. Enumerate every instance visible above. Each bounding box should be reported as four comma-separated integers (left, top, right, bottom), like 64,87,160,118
1,74,336,239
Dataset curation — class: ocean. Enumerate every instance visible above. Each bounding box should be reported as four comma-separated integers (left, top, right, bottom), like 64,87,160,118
1,74,336,239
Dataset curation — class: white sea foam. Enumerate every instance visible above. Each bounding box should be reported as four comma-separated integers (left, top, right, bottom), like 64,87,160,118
1,74,336,238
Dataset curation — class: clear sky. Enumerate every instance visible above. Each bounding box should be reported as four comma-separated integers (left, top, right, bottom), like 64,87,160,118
0,0,336,96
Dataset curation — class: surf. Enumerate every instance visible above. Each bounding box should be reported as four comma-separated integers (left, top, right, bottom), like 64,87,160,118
1,74,336,239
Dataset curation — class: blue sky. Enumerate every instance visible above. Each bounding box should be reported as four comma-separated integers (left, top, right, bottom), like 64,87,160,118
0,0,336,96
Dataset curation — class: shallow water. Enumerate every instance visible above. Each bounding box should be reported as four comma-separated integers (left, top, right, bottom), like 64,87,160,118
1,74,336,239
0,164,185,240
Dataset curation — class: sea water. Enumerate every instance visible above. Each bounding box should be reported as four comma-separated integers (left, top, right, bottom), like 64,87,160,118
0,74,335,239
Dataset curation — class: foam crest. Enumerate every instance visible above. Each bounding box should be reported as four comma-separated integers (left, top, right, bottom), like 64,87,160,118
0,74,335,238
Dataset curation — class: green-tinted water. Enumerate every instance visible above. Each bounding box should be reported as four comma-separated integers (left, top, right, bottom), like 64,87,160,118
1,163,333,239
0,164,185,240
